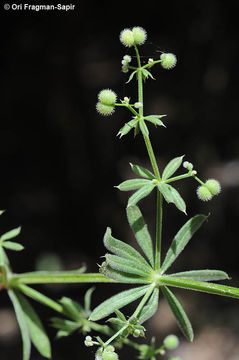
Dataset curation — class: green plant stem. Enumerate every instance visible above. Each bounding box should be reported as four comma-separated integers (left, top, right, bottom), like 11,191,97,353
10,272,116,285
131,284,155,319
134,43,163,272
104,324,129,347
104,285,154,347
165,172,193,184
193,175,205,186
142,59,162,70
155,190,163,270
115,103,140,118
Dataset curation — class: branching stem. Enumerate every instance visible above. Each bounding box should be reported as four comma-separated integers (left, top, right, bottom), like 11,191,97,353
134,44,163,271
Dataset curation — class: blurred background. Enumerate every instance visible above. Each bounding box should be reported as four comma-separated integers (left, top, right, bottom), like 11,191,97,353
1,0,239,359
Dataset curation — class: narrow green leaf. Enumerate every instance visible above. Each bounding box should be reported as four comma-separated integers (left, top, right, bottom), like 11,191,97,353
117,118,138,138
8,290,31,360
158,183,186,213
101,263,149,284
117,178,151,191
162,286,194,341
59,297,82,320
84,287,95,313
103,227,152,269
141,68,155,80
106,317,125,326
0,210,6,215
0,246,6,265
138,288,159,324
1,226,21,242
161,214,207,274
162,156,184,180
3,241,24,251
50,317,79,338
89,285,150,321
127,205,154,267
115,309,127,321
130,163,155,180
139,120,149,137
134,121,140,137
105,254,152,277
16,292,51,358
128,183,155,207
169,270,229,282
126,70,137,83
144,115,166,127
159,276,239,300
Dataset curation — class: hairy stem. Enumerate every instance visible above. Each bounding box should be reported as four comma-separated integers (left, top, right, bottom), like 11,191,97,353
9,272,116,285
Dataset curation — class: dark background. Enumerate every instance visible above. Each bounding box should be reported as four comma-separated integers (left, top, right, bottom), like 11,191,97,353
1,1,239,359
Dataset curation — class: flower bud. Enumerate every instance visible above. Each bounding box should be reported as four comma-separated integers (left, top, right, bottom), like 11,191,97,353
123,55,132,63
102,348,118,360
160,53,177,70
197,185,213,201
134,102,143,109
132,26,147,45
183,161,193,171
96,102,115,116
95,347,103,360
205,179,221,196
133,329,141,337
163,335,179,350
98,89,117,106
120,28,134,47
84,335,93,347
121,65,129,73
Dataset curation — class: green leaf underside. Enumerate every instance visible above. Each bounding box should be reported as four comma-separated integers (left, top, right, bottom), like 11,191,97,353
1,226,21,242
138,288,159,324
130,163,155,180
158,183,186,213
3,241,24,251
161,214,207,274
118,118,138,137
169,270,229,282
162,286,193,341
16,292,51,358
128,183,156,207
105,254,152,278
162,156,184,180
144,115,166,127
160,276,239,300
103,227,152,269
117,178,151,191
127,206,155,268
8,289,31,360
89,285,150,321
139,120,149,137
102,264,149,284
